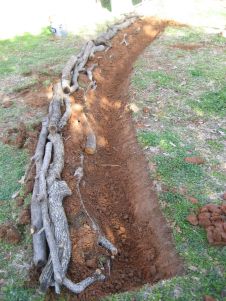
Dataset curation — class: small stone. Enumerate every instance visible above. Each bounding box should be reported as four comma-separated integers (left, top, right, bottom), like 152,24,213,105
184,157,205,165
187,214,198,226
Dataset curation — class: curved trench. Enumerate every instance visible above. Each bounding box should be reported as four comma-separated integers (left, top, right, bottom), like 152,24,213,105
47,17,183,301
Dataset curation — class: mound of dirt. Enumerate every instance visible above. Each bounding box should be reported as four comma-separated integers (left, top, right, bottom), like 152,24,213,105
187,204,226,245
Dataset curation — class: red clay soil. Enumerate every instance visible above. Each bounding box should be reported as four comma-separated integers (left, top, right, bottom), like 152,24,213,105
188,204,226,245
45,18,183,301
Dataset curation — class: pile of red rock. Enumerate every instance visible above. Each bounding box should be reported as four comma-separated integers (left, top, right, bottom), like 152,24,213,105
187,204,226,245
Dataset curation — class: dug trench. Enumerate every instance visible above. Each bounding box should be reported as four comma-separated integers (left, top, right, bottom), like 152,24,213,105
41,17,184,300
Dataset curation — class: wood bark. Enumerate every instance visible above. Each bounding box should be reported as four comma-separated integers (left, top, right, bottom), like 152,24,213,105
40,144,63,285
38,142,52,202
40,180,72,293
59,96,71,129
62,55,78,94
63,271,105,294
47,133,64,188
31,117,49,266
48,83,63,134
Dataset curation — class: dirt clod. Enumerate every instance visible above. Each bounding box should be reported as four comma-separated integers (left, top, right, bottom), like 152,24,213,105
0,223,21,244
16,197,24,207
18,206,31,225
204,296,217,301
184,156,205,165
187,214,198,226
190,203,226,245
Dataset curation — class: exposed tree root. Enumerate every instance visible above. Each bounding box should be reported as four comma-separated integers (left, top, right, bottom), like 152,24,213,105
29,15,139,295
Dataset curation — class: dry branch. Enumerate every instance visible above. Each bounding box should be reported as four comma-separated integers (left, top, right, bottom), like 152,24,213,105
40,143,63,285
86,64,98,82
62,55,78,94
63,270,105,294
38,142,52,202
47,133,64,188
31,117,49,266
59,96,71,129
90,45,106,58
120,33,129,46
81,113,96,155
48,83,63,134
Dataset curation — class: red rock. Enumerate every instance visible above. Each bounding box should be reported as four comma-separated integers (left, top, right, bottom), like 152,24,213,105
198,212,211,227
187,196,198,204
187,214,198,226
204,296,217,301
184,156,205,165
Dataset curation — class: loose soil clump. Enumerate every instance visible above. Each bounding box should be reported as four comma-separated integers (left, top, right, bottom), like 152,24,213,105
187,204,226,245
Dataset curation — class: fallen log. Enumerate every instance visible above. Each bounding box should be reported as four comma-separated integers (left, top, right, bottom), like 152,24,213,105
62,55,78,94
59,96,71,129
40,143,63,286
40,180,72,293
31,117,49,267
47,133,64,188
48,83,63,134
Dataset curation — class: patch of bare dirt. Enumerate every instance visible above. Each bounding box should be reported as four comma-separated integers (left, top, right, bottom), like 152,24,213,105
44,18,183,301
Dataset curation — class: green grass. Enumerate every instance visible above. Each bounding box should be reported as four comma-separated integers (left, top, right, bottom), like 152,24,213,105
190,87,226,117
0,142,27,200
132,70,175,91
126,22,226,301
